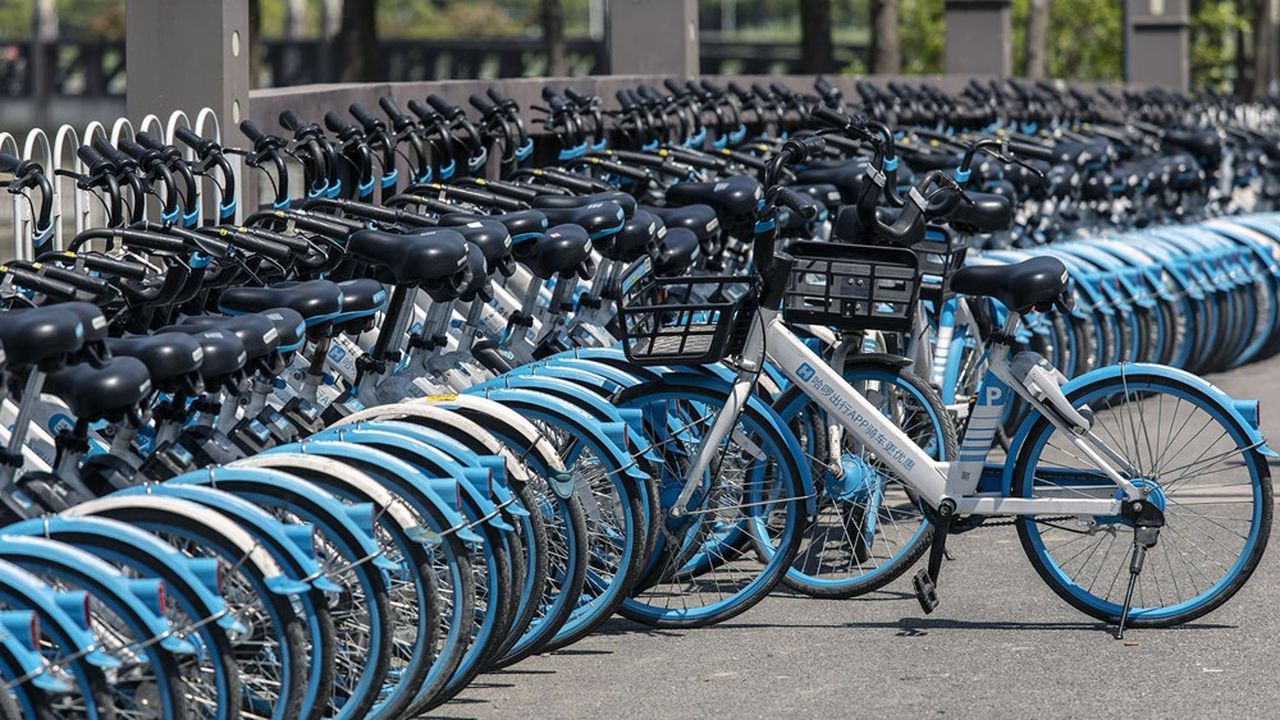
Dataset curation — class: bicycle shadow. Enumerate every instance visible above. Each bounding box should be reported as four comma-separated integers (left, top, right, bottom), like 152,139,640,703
710,616,1236,635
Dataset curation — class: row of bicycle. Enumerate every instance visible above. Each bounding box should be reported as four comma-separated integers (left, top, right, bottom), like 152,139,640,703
0,77,1276,717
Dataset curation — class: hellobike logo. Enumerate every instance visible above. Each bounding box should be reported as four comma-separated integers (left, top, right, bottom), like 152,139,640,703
796,363,816,382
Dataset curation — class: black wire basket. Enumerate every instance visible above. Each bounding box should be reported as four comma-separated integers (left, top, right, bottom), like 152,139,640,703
616,258,756,366
782,240,920,332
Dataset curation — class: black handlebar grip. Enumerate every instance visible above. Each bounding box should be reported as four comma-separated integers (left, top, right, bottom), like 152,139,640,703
279,110,304,132
663,78,685,96
116,229,187,254
751,83,772,99
770,82,793,98
487,87,510,105
814,75,835,97
638,85,661,101
118,137,149,160
407,99,433,121
378,95,409,123
93,137,132,168
541,86,561,102
727,81,749,98
135,132,167,151
323,111,352,134
775,187,819,222
810,105,851,130
2,267,79,300
216,228,292,262
781,135,827,164
469,93,496,114
240,119,266,144
76,145,105,169
563,86,588,104
426,94,457,117
350,103,377,128
1007,140,1056,162
701,79,724,95
0,153,21,173
173,126,207,151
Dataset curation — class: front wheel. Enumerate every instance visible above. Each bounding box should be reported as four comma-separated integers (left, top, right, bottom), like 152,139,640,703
1012,366,1272,627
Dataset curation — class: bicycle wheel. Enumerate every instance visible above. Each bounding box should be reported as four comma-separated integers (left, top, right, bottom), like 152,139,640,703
773,358,958,598
616,378,808,627
1012,366,1272,626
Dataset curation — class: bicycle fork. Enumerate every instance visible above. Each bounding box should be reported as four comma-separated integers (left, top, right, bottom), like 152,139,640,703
668,363,758,519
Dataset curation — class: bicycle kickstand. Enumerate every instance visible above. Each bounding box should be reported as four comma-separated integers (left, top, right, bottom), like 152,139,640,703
1114,499,1165,640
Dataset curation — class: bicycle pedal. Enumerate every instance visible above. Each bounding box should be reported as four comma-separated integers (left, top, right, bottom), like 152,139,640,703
912,568,939,614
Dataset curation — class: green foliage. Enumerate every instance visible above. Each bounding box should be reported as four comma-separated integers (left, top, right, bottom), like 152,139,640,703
1190,0,1246,93
898,0,944,74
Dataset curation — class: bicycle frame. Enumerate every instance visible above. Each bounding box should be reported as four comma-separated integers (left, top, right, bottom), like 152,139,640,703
675,305,1145,520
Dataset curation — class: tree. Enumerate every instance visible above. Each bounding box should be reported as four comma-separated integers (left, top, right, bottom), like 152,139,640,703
800,0,834,74
1024,0,1051,78
1252,0,1276,98
542,0,566,77
870,0,900,74
337,0,378,83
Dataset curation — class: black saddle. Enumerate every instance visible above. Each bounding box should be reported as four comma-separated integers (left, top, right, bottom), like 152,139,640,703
794,161,868,203
791,183,845,210
334,280,386,325
596,209,662,263
218,279,343,327
259,307,307,352
663,175,761,222
534,201,625,240
45,356,152,421
533,191,637,220
0,306,85,370
171,314,280,364
57,301,112,368
347,228,470,288
951,257,1072,314
654,227,701,276
516,224,593,279
643,204,721,253
944,192,1013,234
158,328,246,388
105,333,204,390
439,209,548,244
455,245,492,303
449,220,515,277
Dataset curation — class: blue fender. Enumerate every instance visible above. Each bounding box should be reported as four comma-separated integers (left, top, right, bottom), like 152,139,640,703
1003,361,1277,492
0,559,119,671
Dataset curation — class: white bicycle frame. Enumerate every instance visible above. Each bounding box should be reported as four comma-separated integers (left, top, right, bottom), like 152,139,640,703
674,305,1146,520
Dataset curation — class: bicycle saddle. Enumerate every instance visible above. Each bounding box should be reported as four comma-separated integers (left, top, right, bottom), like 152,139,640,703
455,245,492,303
334,279,387,325
56,301,111,368
172,313,280,363
791,182,845,210
451,220,516,277
534,201,626,240
533,191,637,219
158,328,246,386
516,224,593,279
642,203,721,252
44,356,151,422
0,306,84,370
951,256,1072,313
943,192,1013,234
653,227,701,276
794,161,868,202
347,228,470,289
595,209,662,263
439,209,548,243
218,279,343,327
663,174,762,222
259,307,307,352
105,333,204,390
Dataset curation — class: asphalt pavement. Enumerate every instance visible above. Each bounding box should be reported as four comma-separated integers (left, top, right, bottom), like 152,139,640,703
445,354,1280,719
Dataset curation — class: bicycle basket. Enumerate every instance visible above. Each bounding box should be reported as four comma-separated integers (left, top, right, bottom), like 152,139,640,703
915,224,969,303
782,240,920,333
616,257,756,366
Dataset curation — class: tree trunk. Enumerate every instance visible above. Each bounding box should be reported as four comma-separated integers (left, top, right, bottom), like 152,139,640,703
337,0,378,83
1253,0,1275,98
800,0,834,74
1025,0,1051,79
870,0,900,74
542,0,567,77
